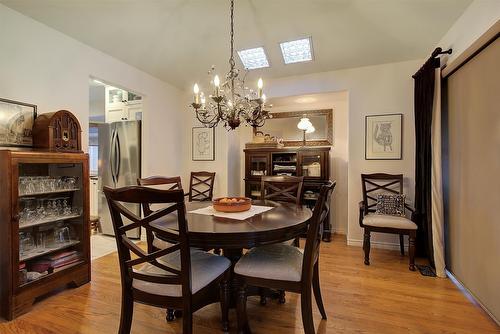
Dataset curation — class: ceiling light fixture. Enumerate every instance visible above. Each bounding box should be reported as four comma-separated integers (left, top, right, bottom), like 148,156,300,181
237,47,270,70
280,37,313,64
191,0,271,130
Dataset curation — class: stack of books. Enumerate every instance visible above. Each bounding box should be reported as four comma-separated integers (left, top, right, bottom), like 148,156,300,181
31,250,82,273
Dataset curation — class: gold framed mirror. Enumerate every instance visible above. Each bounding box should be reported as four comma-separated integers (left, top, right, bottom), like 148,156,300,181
253,109,333,147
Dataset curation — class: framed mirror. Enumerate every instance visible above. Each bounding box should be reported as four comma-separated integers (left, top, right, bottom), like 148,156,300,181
253,109,333,146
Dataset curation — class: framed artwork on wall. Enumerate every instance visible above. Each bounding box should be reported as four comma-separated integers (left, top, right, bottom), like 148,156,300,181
0,98,37,147
192,126,215,161
365,113,403,160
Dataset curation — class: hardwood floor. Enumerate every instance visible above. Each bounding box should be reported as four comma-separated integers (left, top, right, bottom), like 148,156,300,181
0,235,498,333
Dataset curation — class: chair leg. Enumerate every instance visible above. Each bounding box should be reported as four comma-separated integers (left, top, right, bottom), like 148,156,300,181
118,289,134,334
220,277,230,332
363,229,371,265
399,234,405,256
166,309,175,322
312,261,327,320
301,288,315,334
182,307,193,334
237,283,250,334
409,231,416,271
259,288,267,306
278,290,286,304
294,237,300,247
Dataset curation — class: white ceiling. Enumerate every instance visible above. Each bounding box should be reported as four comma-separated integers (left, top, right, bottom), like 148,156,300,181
1,0,471,90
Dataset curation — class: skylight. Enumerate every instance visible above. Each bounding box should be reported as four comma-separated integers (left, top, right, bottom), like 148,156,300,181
237,47,270,70
280,37,313,64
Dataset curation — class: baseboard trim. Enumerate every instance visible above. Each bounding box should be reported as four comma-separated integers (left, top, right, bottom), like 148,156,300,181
347,238,407,251
446,270,500,326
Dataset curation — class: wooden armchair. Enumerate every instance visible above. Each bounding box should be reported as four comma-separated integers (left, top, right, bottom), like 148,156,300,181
359,173,417,271
104,186,231,334
188,172,216,202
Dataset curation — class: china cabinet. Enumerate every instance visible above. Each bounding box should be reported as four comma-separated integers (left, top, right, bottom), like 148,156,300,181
0,149,90,320
244,146,332,241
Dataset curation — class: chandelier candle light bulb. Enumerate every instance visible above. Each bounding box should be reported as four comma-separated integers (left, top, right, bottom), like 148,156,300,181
214,75,220,96
193,83,200,104
258,78,263,98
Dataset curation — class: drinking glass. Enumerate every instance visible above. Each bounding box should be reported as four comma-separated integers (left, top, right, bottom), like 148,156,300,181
19,232,35,256
36,232,46,250
54,225,71,244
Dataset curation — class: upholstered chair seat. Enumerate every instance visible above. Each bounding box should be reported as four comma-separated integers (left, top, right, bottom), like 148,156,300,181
133,249,231,297
152,237,172,250
235,244,304,282
363,213,417,230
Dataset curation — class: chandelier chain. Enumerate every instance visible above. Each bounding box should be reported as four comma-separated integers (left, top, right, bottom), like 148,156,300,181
229,0,235,71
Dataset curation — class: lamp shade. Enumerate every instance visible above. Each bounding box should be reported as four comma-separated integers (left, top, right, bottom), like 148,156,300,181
297,117,312,130
306,125,315,134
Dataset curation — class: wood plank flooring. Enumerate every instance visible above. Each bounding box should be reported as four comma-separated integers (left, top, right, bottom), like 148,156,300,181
0,235,498,333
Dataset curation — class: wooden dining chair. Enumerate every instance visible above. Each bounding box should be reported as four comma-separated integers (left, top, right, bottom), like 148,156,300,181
137,176,183,252
104,186,231,334
260,175,304,205
359,173,417,271
235,181,336,334
188,171,216,202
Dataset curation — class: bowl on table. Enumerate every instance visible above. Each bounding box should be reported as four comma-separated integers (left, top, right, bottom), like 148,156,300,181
213,197,252,213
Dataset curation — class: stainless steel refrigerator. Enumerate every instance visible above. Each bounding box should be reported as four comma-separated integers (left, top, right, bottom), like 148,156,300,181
97,120,141,238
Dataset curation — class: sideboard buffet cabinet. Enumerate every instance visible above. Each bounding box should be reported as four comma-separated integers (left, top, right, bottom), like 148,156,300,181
244,146,332,241
0,149,90,320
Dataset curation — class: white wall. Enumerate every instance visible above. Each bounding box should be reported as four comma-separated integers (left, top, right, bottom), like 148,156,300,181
0,4,184,179
436,0,500,64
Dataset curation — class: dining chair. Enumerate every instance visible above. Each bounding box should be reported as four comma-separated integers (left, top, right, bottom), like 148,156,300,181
104,186,231,334
188,171,216,202
259,175,305,304
137,176,183,252
235,181,336,334
260,175,304,205
359,173,417,271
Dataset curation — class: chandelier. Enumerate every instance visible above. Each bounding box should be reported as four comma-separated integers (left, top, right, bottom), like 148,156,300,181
190,0,271,130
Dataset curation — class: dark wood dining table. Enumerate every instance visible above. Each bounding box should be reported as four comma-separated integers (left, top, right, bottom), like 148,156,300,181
149,200,313,258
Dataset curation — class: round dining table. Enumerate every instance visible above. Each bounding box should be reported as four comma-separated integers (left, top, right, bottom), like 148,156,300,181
150,200,313,254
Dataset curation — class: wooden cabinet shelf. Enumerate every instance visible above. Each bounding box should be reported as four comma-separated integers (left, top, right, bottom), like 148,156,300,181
19,214,81,229
19,188,80,197
244,146,332,241
0,149,90,321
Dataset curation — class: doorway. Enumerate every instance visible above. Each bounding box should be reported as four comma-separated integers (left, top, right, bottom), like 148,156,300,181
88,78,143,259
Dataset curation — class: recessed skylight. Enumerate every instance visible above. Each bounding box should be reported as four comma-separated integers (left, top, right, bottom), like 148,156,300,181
237,47,270,70
280,37,313,64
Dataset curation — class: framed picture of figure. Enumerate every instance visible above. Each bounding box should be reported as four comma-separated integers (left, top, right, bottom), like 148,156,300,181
192,126,215,161
0,98,37,147
365,113,402,160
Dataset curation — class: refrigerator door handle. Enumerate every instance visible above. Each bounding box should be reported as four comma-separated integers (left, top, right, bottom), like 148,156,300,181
115,131,121,183
110,129,117,184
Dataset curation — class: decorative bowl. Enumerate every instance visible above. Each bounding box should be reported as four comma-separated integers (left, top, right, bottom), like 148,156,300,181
213,197,252,213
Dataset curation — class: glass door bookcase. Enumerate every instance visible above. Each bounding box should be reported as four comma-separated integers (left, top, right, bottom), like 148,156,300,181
0,149,90,320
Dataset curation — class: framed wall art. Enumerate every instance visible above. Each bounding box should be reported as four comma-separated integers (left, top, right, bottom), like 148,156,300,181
0,98,37,147
365,113,402,160
192,126,215,161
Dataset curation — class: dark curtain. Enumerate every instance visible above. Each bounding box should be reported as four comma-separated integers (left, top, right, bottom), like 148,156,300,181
412,58,439,263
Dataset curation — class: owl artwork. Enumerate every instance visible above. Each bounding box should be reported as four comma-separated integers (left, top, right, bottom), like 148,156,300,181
374,122,393,152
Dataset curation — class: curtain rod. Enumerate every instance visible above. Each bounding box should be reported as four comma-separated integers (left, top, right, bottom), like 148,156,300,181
412,47,452,78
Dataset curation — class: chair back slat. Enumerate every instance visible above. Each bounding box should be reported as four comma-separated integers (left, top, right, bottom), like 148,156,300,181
104,186,192,295
361,173,403,213
260,176,304,206
188,171,216,201
302,181,336,281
